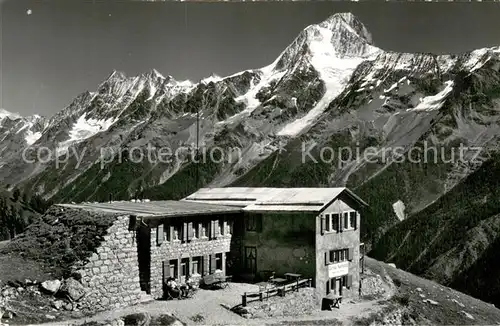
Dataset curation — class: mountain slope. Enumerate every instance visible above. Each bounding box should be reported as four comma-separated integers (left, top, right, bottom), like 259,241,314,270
1,12,500,307
370,153,500,307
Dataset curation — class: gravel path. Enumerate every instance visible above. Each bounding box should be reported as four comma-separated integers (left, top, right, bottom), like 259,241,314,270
31,283,386,326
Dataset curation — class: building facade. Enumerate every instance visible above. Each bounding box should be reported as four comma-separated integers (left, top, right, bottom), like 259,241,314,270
56,187,367,308
143,211,240,298
184,187,368,300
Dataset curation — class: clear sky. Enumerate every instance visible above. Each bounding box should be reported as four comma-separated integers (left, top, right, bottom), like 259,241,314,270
1,0,500,117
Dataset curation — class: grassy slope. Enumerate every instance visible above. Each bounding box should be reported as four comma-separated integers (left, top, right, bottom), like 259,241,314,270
362,257,500,325
0,189,41,240
0,206,119,283
370,153,500,307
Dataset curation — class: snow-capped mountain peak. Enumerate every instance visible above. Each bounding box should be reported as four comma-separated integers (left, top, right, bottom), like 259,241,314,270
272,13,380,74
318,12,373,45
0,108,21,121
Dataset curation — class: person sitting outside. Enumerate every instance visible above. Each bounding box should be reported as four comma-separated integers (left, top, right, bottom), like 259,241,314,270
165,277,181,298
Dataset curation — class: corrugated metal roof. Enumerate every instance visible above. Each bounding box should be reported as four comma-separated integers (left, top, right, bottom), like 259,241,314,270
57,200,242,218
183,187,368,212
242,204,323,212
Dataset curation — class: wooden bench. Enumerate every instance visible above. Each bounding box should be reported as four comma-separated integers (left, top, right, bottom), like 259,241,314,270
201,274,232,289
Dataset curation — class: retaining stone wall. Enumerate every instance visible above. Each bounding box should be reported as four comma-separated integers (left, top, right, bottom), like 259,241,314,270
74,215,149,311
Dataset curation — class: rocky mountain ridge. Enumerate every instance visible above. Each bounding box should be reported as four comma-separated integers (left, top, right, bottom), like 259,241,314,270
1,11,500,308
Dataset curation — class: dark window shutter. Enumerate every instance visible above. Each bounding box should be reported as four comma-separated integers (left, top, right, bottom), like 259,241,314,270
256,214,263,232
320,216,325,235
209,220,214,239
157,225,164,245
325,252,330,265
339,213,343,232
169,226,174,241
222,220,227,235
326,280,330,295
182,222,188,242
348,247,354,261
347,274,353,288
163,261,170,283
203,256,210,275
354,212,358,230
187,222,194,240
214,220,220,237
210,255,216,273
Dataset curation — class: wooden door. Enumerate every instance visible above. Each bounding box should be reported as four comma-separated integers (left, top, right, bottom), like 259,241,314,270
244,246,257,274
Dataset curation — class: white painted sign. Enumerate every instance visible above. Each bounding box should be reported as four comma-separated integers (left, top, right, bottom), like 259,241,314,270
328,261,349,278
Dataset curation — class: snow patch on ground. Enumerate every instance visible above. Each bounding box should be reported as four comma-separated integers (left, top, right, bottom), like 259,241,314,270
57,114,116,154
232,67,286,117
384,82,398,93
25,130,42,146
392,200,406,221
407,80,454,112
384,77,407,93
461,311,474,320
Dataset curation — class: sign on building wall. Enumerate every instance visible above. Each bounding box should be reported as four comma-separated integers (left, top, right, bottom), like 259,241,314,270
328,261,349,278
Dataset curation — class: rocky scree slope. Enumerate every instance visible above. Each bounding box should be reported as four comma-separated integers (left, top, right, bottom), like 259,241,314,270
1,12,500,308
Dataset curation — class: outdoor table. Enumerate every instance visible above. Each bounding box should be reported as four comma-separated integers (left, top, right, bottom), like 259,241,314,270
284,273,302,291
270,277,287,286
284,273,302,281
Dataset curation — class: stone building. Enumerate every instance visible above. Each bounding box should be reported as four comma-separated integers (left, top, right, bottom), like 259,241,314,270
59,200,242,302
183,187,368,299
49,187,366,309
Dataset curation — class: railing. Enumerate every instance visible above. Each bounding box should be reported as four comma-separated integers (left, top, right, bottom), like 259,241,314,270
241,278,312,307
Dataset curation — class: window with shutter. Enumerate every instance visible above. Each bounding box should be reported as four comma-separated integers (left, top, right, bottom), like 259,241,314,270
215,253,222,270
162,261,170,283
168,225,174,242
187,222,194,241
344,212,349,229
169,259,178,279
333,213,341,232
156,225,164,245
214,220,220,237
210,255,216,273
325,214,330,232
201,221,209,238
326,280,330,295
349,211,357,229
210,220,216,239
182,222,188,243
320,215,325,235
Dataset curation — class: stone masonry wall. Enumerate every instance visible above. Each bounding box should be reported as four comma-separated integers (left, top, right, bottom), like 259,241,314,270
74,215,149,311
149,220,232,299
